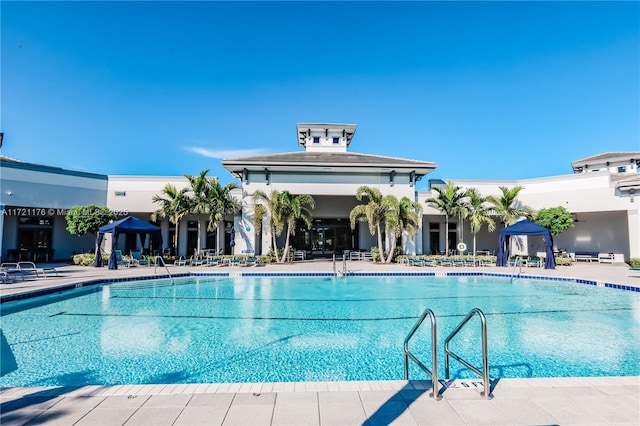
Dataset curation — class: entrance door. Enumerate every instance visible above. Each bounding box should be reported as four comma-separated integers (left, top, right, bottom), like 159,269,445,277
307,219,357,257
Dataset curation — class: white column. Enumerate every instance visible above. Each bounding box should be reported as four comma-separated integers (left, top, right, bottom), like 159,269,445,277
628,208,639,260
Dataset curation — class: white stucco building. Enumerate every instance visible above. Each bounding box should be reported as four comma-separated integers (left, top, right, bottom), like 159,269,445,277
1,123,638,263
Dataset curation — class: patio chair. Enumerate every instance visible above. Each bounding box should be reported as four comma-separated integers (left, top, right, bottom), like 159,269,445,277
114,250,135,267
242,257,258,267
174,256,188,266
130,250,149,266
294,250,306,261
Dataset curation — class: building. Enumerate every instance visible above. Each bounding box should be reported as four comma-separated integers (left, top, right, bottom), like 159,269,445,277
1,125,638,263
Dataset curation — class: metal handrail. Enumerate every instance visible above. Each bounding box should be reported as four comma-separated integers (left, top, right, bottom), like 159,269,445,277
342,252,348,275
332,254,337,276
154,256,173,282
509,256,523,283
444,308,492,399
403,308,442,400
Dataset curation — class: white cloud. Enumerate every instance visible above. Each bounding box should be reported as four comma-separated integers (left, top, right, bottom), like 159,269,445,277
185,147,269,159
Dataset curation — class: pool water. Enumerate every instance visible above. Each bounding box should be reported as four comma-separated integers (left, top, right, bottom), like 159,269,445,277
1,276,639,387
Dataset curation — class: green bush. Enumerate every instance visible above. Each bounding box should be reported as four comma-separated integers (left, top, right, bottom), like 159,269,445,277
554,256,573,266
629,258,640,268
72,253,108,266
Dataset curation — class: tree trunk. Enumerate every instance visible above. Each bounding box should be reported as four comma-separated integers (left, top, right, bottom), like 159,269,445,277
174,221,179,256
473,234,477,258
385,233,395,263
271,224,278,260
444,216,449,256
376,223,384,262
280,226,291,263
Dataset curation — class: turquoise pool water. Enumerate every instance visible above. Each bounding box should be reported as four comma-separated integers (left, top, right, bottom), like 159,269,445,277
1,275,639,386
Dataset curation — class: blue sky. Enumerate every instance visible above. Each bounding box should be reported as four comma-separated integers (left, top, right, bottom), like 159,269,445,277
1,1,638,189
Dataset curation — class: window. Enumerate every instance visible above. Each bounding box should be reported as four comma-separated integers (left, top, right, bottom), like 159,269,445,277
114,191,126,196
313,137,320,144
618,166,626,173
332,137,339,144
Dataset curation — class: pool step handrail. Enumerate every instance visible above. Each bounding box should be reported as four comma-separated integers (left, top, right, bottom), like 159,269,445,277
403,308,442,400
154,256,174,282
510,256,523,283
444,308,493,399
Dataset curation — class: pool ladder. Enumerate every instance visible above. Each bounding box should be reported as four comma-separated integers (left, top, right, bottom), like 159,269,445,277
154,256,174,283
510,256,523,283
404,307,493,400
332,253,349,277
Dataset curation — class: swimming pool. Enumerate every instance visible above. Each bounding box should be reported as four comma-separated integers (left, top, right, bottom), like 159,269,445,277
1,275,638,387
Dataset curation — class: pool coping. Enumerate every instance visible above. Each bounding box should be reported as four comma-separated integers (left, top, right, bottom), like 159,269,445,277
2,270,638,304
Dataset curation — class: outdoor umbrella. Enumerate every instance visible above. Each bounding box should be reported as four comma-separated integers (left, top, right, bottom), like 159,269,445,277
230,226,236,247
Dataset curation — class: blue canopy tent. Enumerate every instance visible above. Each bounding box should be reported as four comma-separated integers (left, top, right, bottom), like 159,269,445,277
497,219,555,269
94,216,162,269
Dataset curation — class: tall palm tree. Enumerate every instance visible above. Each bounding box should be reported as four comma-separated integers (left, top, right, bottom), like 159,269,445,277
488,186,536,226
206,178,240,232
463,188,496,257
151,184,191,254
252,189,315,263
425,181,467,255
185,170,212,252
253,189,285,257
276,191,315,263
383,196,422,263
349,186,397,260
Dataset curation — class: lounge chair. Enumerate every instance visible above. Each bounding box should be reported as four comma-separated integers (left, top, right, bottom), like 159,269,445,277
242,257,257,267
191,256,206,266
130,250,149,266
204,256,221,267
174,256,188,266
439,258,453,267
230,257,244,266
114,250,135,267
409,258,425,267
526,257,542,268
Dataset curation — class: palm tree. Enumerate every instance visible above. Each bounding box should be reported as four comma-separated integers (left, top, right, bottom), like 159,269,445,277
151,184,191,254
205,178,240,233
252,189,315,263
253,189,285,257
463,188,496,257
425,181,467,255
184,170,212,253
383,196,422,263
276,191,315,263
349,186,397,260
488,186,536,226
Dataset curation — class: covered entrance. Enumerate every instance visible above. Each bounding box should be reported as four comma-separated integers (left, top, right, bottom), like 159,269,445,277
293,218,357,258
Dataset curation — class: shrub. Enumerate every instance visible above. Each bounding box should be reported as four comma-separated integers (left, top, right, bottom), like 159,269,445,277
554,256,572,266
629,258,640,268
72,253,108,266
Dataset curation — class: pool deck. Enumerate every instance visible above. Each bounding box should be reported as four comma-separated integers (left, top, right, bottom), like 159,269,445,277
1,260,639,425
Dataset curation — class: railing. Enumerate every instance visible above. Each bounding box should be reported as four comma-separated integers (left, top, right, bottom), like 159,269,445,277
510,256,523,283
154,256,173,282
444,308,492,399
332,254,337,276
403,308,442,400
